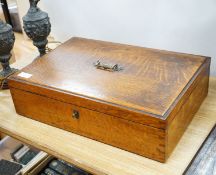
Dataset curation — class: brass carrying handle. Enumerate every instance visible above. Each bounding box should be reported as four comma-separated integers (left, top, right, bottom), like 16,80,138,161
93,60,123,72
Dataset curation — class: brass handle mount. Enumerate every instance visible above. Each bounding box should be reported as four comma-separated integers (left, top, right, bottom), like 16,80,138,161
93,60,123,72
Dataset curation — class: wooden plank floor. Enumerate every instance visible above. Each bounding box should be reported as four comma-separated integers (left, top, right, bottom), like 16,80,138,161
0,34,216,175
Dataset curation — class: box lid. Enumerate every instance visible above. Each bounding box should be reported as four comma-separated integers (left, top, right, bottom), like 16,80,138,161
9,37,208,129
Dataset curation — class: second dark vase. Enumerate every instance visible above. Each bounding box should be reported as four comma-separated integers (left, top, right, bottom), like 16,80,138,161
23,0,51,56
0,19,17,89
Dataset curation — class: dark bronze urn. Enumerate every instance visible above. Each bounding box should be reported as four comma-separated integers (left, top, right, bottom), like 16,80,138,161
0,19,17,89
23,0,51,56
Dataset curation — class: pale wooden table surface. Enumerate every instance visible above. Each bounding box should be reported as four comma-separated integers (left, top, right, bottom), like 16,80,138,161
0,54,216,175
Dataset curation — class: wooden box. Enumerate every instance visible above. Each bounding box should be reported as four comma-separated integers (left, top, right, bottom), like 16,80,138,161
8,38,210,162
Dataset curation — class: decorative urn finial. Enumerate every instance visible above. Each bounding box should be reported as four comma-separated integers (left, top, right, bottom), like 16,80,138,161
0,19,17,89
23,0,51,57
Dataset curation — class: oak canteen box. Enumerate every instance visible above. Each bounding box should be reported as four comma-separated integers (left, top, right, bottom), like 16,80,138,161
8,37,210,162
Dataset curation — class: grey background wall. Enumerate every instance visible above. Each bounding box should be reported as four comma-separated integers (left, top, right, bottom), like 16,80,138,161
17,0,216,75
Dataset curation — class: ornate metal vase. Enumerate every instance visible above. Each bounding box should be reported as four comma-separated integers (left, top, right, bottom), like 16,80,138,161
23,0,51,56
0,19,17,89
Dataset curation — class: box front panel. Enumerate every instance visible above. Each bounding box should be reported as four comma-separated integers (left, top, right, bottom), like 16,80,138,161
10,88,166,162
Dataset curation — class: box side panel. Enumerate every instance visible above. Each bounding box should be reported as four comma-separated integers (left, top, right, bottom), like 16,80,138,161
166,60,210,159
164,57,211,124
10,88,166,162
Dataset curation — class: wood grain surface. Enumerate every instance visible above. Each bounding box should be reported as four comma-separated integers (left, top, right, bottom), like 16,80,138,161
184,124,216,175
9,61,210,162
8,37,210,162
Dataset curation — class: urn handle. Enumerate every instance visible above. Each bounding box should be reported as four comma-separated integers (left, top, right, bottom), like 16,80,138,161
93,60,123,72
